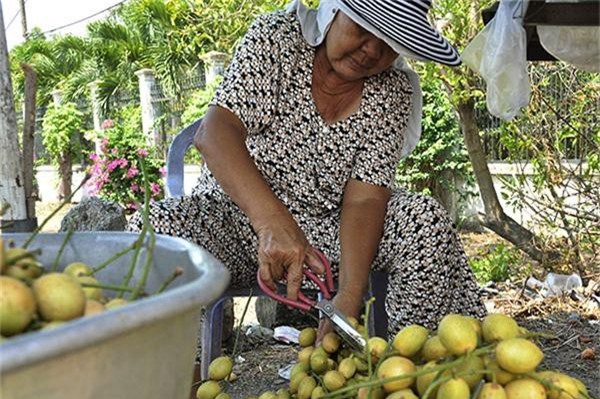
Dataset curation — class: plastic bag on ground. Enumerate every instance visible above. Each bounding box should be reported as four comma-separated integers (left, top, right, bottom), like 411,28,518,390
462,0,531,120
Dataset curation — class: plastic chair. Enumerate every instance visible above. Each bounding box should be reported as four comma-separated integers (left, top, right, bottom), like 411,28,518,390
166,118,389,380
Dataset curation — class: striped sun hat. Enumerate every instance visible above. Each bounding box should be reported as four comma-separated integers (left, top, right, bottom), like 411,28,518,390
337,0,461,66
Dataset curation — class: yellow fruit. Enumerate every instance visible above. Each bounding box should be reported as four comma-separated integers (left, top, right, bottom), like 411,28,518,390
291,362,310,379
368,336,389,360
310,386,325,399
377,356,416,392
297,376,317,399
537,371,579,399
358,387,385,399
63,262,93,277
84,299,105,316
310,354,328,374
484,357,516,385
0,276,37,336
78,276,103,301
437,378,470,399
289,371,308,393
464,316,483,342
572,378,588,397
323,370,346,391
438,314,477,355
215,393,231,399
5,263,43,283
416,361,439,397
354,356,369,372
298,346,314,363
33,273,86,321
298,328,317,347
478,383,508,399
386,389,419,398
196,380,221,399
275,389,291,399
482,314,519,343
392,324,429,357
422,335,449,361
208,356,233,381
454,355,485,389
504,379,547,399
496,338,543,374
322,332,341,353
338,357,357,379
259,392,277,399
105,298,128,309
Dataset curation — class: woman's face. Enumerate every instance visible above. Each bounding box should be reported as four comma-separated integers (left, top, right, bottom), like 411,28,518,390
324,12,398,81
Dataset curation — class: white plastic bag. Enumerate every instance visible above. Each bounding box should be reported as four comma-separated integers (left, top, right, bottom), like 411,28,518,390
462,0,531,121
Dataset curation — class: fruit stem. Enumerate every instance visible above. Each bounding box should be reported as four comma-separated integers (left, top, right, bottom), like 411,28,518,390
22,177,89,249
120,157,152,298
81,281,136,293
91,241,138,275
50,229,74,272
155,267,184,294
131,224,155,300
231,288,254,360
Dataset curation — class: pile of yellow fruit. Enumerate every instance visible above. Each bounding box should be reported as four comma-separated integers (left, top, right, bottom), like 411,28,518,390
0,239,127,338
196,312,592,399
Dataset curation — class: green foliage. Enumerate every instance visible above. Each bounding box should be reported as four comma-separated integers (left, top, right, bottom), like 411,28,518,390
181,76,222,126
469,243,520,283
396,76,473,203
41,102,84,162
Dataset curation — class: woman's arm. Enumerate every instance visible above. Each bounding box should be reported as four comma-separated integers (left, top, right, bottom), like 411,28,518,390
195,105,323,300
336,179,391,318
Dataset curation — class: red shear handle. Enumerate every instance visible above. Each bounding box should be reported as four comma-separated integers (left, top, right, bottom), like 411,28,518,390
256,247,334,312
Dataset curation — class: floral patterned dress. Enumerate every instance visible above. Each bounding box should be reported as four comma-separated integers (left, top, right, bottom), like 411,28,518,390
129,10,486,333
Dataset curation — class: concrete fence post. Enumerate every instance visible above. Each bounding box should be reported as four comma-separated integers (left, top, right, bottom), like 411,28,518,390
88,81,103,154
135,68,161,148
200,51,229,85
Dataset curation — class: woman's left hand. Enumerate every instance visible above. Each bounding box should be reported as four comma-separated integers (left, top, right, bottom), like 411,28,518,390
316,289,363,342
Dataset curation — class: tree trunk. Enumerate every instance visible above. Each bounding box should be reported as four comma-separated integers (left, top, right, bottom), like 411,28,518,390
21,63,37,220
0,4,28,231
456,98,559,263
58,153,73,201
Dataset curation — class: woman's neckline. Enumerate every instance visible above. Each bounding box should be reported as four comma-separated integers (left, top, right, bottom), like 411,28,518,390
308,45,372,128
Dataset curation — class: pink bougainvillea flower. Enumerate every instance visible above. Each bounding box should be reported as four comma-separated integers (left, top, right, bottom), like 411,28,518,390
150,182,162,195
137,148,149,157
107,159,121,172
111,148,119,155
159,166,167,177
126,167,139,178
89,153,99,161
101,119,115,130
131,183,139,192
118,158,128,168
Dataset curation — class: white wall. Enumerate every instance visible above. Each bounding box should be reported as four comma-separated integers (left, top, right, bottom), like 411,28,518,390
36,162,597,236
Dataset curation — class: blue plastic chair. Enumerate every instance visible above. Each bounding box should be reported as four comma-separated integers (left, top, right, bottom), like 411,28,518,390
166,118,389,380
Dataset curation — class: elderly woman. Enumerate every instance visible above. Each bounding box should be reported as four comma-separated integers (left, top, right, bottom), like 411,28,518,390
129,0,486,334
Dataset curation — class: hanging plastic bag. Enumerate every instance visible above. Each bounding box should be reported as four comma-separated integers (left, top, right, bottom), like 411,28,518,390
462,0,531,121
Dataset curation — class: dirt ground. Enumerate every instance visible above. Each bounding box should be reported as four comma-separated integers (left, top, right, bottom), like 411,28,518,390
35,202,599,398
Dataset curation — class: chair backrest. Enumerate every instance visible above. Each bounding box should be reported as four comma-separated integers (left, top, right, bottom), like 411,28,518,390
165,118,203,197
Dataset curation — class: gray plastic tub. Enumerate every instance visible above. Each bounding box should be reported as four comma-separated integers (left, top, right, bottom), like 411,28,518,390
0,232,230,399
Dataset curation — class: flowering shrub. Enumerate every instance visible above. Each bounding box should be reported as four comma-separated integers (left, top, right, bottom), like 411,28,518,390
87,113,165,212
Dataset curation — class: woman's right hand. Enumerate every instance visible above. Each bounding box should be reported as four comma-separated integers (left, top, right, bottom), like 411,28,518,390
255,212,325,301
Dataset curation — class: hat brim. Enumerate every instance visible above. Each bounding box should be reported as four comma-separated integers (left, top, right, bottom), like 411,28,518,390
338,0,461,66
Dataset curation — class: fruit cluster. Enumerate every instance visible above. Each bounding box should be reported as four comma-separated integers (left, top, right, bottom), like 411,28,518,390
0,240,127,338
196,313,591,399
